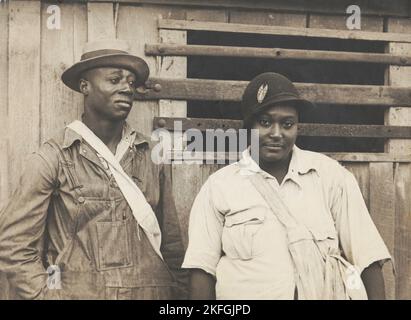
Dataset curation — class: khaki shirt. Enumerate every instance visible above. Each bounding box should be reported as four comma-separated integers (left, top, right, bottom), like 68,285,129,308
182,146,391,299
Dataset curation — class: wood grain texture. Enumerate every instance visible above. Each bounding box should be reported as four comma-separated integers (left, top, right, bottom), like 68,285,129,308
171,163,203,248
146,43,411,66
153,116,411,138
343,163,370,209
385,18,411,155
369,162,396,300
158,30,187,119
229,9,306,28
309,14,383,32
117,4,184,136
40,3,87,142
0,3,9,206
394,163,411,299
87,0,411,18
159,19,411,43
385,19,411,298
138,78,411,106
8,0,41,191
87,2,115,40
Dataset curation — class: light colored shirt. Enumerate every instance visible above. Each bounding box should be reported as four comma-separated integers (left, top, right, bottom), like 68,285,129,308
182,145,392,300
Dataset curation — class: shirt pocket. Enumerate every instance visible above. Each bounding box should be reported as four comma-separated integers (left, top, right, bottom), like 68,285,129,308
95,218,133,271
222,209,265,260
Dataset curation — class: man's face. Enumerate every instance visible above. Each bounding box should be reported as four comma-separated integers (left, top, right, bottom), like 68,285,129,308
81,67,137,121
251,104,298,164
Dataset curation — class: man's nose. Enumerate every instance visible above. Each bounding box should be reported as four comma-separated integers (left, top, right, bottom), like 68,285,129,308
269,123,282,138
119,81,134,95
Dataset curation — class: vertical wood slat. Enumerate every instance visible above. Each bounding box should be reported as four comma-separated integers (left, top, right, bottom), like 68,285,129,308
158,26,188,246
40,3,87,143
385,19,411,155
342,163,370,210
117,5,184,136
369,162,396,300
394,163,411,299
174,9,229,248
0,3,9,206
87,2,115,40
385,18,411,299
73,4,88,119
8,0,41,192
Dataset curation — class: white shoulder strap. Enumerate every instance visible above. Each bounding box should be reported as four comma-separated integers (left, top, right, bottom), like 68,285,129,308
67,120,163,260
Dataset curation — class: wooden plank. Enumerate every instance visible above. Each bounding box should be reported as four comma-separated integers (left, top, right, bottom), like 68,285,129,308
158,30,187,120
40,3,86,142
386,18,411,300
385,18,411,154
78,0,411,18
0,141,8,212
329,153,411,163
343,163,370,209
117,4,184,136
186,8,228,22
394,163,411,299
137,78,411,106
0,2,9,206
309,14,383,32
369,163,396,300
166,151,411,163
146,43,411,66
159,19,411,43
73,4,88,119
8,0,41,191
87,2,115,40
229,9,306,28
171,163,203,248
154,117,411,138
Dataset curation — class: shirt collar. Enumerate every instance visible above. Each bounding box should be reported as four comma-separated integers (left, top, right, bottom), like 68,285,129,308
62,121,148,149
239,145,318,185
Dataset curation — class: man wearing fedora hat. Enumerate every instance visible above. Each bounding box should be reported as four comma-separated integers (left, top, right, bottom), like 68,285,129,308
182,72,392,300
0,40,186,300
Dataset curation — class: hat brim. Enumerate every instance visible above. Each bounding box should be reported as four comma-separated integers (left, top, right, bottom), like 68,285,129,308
244,95,315,122
61,53,149,92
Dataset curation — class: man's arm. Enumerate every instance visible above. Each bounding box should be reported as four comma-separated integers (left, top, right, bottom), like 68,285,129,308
361,261,386,300
0,146,58,299
189,268,216,300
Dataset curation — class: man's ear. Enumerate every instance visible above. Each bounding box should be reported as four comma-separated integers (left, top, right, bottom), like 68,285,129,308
79,78,89,95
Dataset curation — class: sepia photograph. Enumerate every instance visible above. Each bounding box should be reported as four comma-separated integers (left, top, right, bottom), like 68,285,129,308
0,0,410,306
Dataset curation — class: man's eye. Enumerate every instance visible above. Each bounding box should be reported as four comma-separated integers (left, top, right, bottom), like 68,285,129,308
128,80,136,87
258,119,271,127
110,78,120,84
283,121,295,129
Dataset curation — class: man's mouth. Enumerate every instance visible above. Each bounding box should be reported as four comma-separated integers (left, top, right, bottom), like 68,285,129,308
115,100,132,108
262,143,284,151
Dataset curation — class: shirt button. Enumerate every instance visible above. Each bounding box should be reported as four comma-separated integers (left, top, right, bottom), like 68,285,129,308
77,196,85,204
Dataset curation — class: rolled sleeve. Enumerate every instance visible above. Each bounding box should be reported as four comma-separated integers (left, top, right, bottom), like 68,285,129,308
182,179,224,277
331,168,392,274
0,146,58,299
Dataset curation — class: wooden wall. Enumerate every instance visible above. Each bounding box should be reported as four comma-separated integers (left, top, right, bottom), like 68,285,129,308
0,0,410,299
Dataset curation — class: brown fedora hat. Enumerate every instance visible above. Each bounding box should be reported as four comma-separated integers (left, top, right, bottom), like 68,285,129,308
61,39,149,92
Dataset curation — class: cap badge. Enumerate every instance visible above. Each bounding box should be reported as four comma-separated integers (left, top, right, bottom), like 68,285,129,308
257,84,268,103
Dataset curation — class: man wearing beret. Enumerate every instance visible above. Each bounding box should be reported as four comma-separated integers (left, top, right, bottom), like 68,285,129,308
0,40,186,300
183,72,392,300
